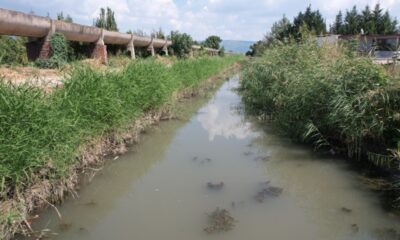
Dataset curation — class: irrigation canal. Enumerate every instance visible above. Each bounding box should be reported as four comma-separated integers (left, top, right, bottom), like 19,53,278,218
23,74,400,240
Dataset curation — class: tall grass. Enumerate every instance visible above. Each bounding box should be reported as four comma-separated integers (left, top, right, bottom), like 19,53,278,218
0,56,240,194
240,41,400,168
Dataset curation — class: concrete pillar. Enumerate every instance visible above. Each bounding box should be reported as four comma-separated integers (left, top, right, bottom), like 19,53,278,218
127,33,135,59
147,37,155,57
26,20,55,60
91,29,107,64
162,40,169,56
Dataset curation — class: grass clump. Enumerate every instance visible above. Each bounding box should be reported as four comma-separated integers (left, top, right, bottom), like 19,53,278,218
240,41,400,168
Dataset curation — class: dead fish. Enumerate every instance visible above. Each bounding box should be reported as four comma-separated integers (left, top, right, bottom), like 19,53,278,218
207,182,224,190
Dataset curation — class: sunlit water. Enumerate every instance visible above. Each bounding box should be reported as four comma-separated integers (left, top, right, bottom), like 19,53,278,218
26,75,400,240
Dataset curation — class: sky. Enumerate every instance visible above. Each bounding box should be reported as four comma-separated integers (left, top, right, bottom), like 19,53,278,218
1,0,400,41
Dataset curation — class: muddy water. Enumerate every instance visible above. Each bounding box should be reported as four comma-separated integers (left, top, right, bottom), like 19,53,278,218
28,75,400,240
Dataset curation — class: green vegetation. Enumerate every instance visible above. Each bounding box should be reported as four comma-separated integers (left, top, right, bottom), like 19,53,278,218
169,31,194,58
203,35,223,50
35,33,69,69
0,55,240,195
94,7,118,31
0,36,28,65
332,4,397,35
241,40,400,168
247,4,398,56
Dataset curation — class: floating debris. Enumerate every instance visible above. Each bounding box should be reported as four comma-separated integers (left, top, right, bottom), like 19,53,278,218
373,228,400,239
205,158,212,162
207,182,224,190
231,201,245,209
254,182,283,202
82,200,97,207
58,222,72,232
254,155,270,162
351,224,359,233
204,208,236,233
340,207,352,213
244,151,254,156
193,156,198,161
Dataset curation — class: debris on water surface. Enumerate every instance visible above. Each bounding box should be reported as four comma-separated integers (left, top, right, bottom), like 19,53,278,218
340,207,352,213
207,182,224,190
373,228,400,239
193,156,198,161
351,224,359,233
58,222,72,232
204,208,236,233
82,200,97,207
244,151,254,156
254,155,270,162
254,182,283,202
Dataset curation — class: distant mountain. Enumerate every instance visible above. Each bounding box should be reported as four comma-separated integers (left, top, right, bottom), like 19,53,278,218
221,40,255,54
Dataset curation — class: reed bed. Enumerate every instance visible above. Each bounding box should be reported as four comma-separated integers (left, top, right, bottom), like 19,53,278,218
240,41,400,169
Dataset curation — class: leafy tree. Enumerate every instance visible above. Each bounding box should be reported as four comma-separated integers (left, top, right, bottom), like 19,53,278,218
203,35,222,49
57,12,73,23
94,7,118,31
169,31,194,58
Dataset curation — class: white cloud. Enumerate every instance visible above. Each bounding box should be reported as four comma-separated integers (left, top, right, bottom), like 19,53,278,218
2,0,400,41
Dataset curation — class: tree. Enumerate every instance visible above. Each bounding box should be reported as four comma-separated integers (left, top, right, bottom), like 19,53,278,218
169,31,194,58
57,12,73,23
270,15,292,41
94,7,118,31
292,5,326,38
151,28,165,39
203,35,222,49
343,6,361,35
332,11,344,34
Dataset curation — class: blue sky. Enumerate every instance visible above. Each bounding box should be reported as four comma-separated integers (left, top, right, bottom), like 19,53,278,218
1,0,399,41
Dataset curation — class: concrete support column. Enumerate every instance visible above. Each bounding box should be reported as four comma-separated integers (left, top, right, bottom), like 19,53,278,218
91,29,107,64
127,33,135,59
26,20,55,60
147,37,155,57
162,40,169,56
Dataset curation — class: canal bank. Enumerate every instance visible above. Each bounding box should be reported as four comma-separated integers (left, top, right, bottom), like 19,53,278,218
23,75,400,240
0,57,241,240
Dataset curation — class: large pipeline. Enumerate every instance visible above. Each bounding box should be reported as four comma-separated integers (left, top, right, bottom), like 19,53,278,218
0,8,171,48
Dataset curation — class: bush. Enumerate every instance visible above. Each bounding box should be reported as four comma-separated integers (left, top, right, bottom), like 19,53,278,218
35,33,69,68
0,36,28,65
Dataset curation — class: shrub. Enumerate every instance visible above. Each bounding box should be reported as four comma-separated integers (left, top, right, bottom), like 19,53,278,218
0,36,28,65
35,33,69,68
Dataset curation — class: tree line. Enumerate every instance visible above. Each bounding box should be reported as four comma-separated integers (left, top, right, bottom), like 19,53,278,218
247,4,399,56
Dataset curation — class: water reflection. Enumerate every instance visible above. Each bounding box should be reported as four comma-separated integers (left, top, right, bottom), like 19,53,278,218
197,75,257,141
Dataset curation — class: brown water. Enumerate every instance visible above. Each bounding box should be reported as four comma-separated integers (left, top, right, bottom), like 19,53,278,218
27,75,400,240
